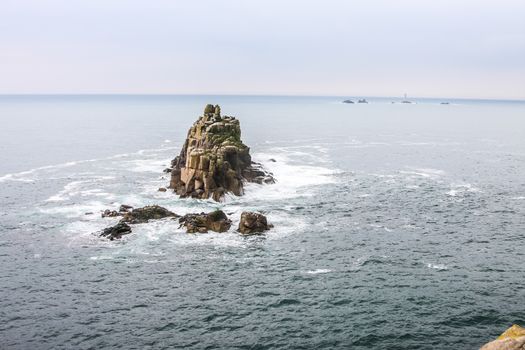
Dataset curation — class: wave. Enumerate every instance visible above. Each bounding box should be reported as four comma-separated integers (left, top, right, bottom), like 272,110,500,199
0,145,178,183
305,269,332,274
400,167,445,179
241,150,339,201
426,263,448,271
446,183,481,197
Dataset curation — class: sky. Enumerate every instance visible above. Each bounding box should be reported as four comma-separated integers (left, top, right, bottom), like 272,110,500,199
1,0,524,99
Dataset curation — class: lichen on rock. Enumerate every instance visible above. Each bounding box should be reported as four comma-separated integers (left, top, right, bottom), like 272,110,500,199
238,211,273,235
97,205,179,240
178,210,232,233
120,205,179,224
169,104,275,201
480,325,525,350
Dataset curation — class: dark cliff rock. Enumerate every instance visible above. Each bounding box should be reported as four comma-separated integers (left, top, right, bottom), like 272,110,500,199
120,205,179,224
169,104,275,201
99,222,132,240
179,210,232,233
238,211,272,235
98,205,179,240
101,204,133,218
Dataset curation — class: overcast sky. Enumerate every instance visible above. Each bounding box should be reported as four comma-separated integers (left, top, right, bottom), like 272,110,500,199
1,0,524,99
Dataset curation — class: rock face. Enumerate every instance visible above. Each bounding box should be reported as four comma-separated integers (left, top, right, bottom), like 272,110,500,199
99,222,132,240
480,325,525,350
121,205,179,224
101,204,133,218
98,205,179,240
169,104,274,201
238,211,272,235
179,210,232,233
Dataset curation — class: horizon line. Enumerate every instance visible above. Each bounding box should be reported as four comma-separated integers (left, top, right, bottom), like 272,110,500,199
0,93,524,103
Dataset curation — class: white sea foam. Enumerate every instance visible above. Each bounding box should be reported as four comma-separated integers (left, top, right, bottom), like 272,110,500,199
305,269,332,274
89,255,115,261
400,167,445,179
40,200,108,218
0,146,175,183
446,183,480,197
241,151,338,201
45,176,116,202
426,263,448,271
126,158,171,173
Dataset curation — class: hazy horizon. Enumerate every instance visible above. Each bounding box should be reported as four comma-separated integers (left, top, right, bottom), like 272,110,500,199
1,0,524,99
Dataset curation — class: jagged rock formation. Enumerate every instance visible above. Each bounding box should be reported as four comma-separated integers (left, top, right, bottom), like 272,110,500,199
99,222,132,240
238,212,272,235
101,204,133,218
169,104,274,201
98,205,179,240
480,325,525,350
178,210,232,233
97,206,272,239
120,205,179,224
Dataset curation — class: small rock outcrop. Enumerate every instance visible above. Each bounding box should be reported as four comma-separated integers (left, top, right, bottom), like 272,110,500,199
238,212,272,235
169,104,275,201
98,205,179,240
99,222,132,240
101,204,133,218
121,205,179,224
179,210,232,233
480,325,525,350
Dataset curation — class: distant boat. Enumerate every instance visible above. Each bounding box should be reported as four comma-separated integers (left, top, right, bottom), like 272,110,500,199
440,102,450,105
401,93,413,104
357,99,368,104
342,99,354,104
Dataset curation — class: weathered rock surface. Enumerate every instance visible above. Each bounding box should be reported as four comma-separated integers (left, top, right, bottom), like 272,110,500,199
101,204,133,218
98,205,179,240
169,104,275,201
480,325,525,350
99,222,132,240
238,211,272,235
179,210,232,233
120,205,179,224
101,209,120,218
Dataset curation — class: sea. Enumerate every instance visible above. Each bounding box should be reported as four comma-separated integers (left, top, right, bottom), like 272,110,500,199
0,95,524,349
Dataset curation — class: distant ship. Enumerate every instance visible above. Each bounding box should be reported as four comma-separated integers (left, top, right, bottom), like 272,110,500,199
342,99,354,104
440,102,450,105
401,93,413,104
357,99,368,104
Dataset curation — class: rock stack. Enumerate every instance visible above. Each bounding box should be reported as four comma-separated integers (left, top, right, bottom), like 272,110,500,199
169,104,274,201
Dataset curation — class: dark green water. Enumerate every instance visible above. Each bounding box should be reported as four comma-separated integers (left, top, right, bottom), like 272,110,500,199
1,95,524,349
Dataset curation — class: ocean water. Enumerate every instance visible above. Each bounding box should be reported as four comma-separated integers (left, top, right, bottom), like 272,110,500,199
1,95,524,349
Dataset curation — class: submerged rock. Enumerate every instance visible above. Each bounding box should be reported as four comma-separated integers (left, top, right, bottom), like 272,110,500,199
238,212,272,235
169,104,275,201
179,210,232,233
480,325,525,350
99,222,132,240
120,205,179,224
